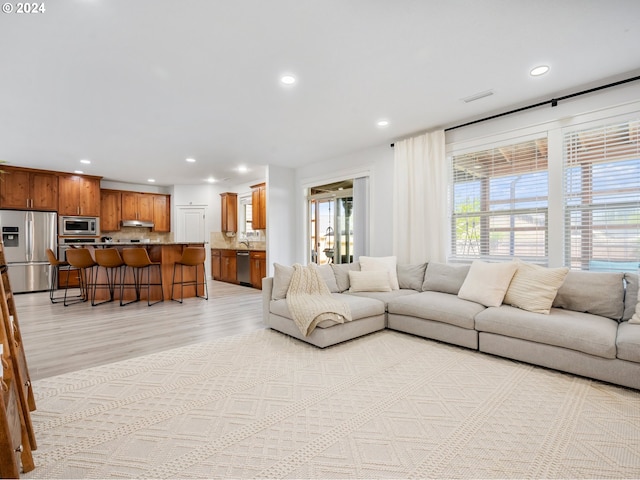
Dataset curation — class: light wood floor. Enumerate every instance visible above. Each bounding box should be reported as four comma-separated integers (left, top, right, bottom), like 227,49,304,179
14,280,265,380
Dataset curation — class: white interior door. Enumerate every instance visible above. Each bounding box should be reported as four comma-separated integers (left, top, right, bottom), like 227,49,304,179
176,206,209,278
177,207,206,242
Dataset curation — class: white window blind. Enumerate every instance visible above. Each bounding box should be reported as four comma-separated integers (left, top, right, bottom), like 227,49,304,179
450,137,549,262
563,118,640,272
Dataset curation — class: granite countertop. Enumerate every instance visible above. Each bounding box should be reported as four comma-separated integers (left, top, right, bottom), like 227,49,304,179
211,247,266,252
71,241,207,246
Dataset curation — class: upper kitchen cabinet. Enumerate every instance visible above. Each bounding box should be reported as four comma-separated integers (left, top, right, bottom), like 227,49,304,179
251,182,266,230
121,192,154,223
0,166,58,211
100,189,122,232
152,194,171,232
220,192,237,233
58,174,101,216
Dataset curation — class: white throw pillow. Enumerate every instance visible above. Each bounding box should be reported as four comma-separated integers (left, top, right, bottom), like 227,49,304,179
458,260,518,307
348,270,392,292
631,285,640,324
272,263,294,300
503,261,569,314
359,256,399,290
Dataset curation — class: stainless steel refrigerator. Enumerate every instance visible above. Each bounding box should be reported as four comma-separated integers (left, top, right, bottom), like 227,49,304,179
0,210,57,293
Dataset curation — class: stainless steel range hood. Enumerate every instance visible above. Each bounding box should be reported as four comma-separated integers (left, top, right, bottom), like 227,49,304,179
121,219,155,228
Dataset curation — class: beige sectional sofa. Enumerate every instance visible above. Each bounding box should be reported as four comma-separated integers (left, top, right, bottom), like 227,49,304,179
262,260,640,390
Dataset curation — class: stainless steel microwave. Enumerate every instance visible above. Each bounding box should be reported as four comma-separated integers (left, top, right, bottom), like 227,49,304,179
59,216,99,236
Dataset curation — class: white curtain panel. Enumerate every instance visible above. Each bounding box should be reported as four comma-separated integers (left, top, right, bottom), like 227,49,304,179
352,176,370,259
393,130,447,264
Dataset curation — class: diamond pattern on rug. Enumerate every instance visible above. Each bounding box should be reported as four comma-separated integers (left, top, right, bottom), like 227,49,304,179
23,329,640,479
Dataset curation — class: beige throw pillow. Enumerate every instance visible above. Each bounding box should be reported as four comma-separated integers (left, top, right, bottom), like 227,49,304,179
458,260,518,307
348,270,392,292
504,262,569,314
359,256,399,290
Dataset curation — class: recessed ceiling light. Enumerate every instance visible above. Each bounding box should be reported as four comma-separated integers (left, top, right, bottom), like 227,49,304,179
280,75,297,85
206,177,216,183
185,158,196,163
74,170,83,174
530,65,550,76
80,159,91,164
237,165,248,173
377,119,390,127
147,179,156,183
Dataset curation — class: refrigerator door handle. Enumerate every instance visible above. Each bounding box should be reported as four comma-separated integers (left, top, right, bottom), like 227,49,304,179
26,211,34,262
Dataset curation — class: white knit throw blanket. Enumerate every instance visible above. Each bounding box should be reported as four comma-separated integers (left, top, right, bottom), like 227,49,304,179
286,263,352,337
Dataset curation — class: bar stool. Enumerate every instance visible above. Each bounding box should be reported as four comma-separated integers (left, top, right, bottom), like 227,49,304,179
120,248,163,306
64,248,97,306
46,248,82,304
92,248,125,306
171,246,208,303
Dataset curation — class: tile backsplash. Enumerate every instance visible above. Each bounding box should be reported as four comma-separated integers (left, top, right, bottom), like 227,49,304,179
210,231,266,250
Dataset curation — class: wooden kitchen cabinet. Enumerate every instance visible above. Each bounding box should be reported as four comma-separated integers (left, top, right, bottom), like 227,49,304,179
220,250,237,284
152,194,171,232
250,182,266,230
121,192,154,222
58,174,101,216
0,166,58,211
250,250,266,289
220,192,238,233
211,249,222,280
100,189,122,232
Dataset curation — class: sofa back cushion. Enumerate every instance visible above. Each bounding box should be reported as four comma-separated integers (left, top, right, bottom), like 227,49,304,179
272,263,294,300
422,262,470,295
397,263,427,291
552,271,625,320
623,273,639,322
331,262,360,292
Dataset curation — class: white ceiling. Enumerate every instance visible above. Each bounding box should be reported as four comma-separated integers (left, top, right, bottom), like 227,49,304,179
2,0,640,187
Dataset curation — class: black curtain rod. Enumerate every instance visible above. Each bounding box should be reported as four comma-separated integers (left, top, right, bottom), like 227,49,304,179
390,75,640,147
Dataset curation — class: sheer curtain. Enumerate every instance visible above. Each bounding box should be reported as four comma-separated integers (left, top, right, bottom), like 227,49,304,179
393,130,447,264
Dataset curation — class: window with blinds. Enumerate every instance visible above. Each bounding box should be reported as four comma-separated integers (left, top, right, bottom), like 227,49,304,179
563,118,640,272
450,137,549,262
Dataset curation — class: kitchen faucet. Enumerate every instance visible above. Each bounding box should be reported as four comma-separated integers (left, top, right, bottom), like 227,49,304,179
240,239,252,248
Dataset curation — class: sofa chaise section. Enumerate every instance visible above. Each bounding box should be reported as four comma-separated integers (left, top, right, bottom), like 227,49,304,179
262,277,386,348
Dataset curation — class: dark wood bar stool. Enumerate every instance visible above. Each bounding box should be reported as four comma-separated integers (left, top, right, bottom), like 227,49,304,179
46,248,82,304
93,248,125,306
64,248,97,306
121,248,164,306
171,246,209,303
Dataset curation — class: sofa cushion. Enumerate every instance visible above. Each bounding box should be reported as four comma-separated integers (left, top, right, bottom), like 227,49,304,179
272,263,294,300
331,262,360,292
616,321,640,363
317,264,340,293
503,261,569,314
623,273,638,322
388,291,485,330
422,262,470,294
552,271,625,321
348,270,391,292
397,263,427,291
270,292,384,325
346,289,419,310
475,305,618,359
458,260,518,307
360,256,399,290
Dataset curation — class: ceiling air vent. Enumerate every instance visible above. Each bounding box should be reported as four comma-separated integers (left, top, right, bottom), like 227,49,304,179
461,90,494,103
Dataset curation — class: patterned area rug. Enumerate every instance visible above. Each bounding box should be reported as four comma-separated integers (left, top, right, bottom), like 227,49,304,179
25,329,640,479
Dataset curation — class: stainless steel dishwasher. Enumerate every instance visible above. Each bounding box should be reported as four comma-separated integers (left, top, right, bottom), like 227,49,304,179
236,250,251,286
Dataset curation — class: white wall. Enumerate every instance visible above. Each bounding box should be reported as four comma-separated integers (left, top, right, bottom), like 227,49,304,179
266,165,296,274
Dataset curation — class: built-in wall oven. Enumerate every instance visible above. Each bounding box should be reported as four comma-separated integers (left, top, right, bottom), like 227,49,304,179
58,237,97,263
59,216,100,236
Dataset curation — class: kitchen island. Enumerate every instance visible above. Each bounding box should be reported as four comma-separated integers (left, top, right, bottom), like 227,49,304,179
65,242,206,302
